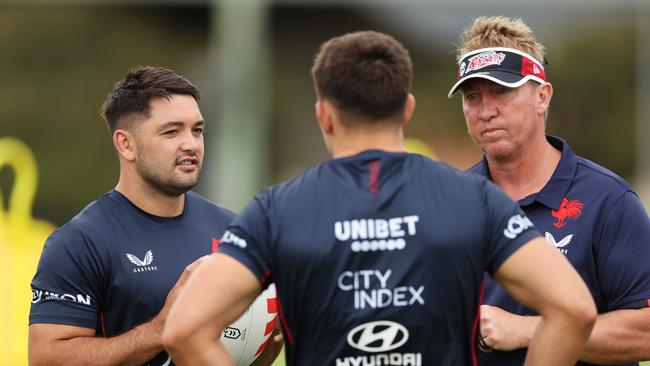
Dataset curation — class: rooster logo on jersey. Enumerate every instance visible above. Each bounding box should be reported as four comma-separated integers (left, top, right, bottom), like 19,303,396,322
551,198,583,228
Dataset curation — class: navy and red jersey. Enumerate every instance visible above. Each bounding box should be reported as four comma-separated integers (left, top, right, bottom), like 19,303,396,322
218,150,540,366
30,190,235,366
472,136,650,366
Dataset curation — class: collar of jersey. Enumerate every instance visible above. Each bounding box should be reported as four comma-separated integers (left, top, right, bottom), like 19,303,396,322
108,190,189,225
331,149,410,163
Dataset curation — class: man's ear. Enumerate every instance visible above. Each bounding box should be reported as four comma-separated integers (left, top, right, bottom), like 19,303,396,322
315,100,335,136
113,129,136,162
401,93,416,126
537,82,553,116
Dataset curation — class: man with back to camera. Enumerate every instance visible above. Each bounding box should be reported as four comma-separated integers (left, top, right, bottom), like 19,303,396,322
28,66,281,366
162,30,596,365
447,15,650,366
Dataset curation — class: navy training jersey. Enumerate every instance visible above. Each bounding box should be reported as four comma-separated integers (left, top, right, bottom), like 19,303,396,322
218,150,540,366
473,136,650,366
30,190,235,366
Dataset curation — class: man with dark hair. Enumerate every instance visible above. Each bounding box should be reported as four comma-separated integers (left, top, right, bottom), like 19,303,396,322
311,31,412,121
448,16,650,366
101,66,201,133
163,31,596,365
28,66,279,366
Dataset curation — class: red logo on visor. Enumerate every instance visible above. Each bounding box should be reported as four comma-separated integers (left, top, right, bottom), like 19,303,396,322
467,51,506,72
551,198,583,228
521,57,547,81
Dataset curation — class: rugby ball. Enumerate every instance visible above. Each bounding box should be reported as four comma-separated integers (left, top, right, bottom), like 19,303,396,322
221,284,278,365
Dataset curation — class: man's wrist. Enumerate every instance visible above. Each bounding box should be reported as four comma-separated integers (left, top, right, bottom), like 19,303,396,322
141,315,164,347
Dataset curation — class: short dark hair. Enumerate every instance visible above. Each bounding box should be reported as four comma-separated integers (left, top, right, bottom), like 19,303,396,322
100,66,200,132
311,31,412,123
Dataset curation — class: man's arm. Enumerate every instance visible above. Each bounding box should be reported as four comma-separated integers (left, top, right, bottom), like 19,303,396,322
29,256,205,366
162,253,263,366
580,307,650,363
583,190,650,363
493,236,596,366
483,191,650,363
480,305,650,364
29,322,163,366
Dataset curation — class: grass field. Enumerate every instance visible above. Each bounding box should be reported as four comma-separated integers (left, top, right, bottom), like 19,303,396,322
271,350,285,366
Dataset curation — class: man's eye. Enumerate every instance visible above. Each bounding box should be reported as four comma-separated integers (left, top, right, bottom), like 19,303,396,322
193,128,204,135
464,92,478,101
164,130,178,135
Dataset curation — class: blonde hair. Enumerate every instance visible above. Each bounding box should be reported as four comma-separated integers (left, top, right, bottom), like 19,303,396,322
456,16,545,64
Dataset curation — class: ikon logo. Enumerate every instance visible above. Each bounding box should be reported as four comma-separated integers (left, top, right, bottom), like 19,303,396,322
31,288,91,305
222,327,242,339
503,214,534,239
347,320,409,353
32,289,42,303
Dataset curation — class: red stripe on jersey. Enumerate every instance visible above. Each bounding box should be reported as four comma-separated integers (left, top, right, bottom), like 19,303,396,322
277,296,295,346
369,160,380,194
471,280,485,366
647,299,650,308
260,270,272,286
211,237,221,253
100,311,106,337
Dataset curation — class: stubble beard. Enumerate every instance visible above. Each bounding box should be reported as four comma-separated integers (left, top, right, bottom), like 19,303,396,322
137,159,201,197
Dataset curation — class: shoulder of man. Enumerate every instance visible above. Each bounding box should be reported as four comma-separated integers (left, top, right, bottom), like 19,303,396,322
465,161,483,174
185,190,236,220
59,191,117,238
575,155,631,193
38,192,122,261
256,162,324,201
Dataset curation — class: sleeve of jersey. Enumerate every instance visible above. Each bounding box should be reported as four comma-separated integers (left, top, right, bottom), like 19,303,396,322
218,193,273,286
483,179,541,274
29,226,102,329
596,191,650,310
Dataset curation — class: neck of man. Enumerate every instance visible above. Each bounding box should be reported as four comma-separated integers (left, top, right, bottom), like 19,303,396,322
487,135,561,202
115,168,186,217
331,122,405,159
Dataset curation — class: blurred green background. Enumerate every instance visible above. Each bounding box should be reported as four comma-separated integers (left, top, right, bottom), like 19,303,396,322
2,2,649,222
1,1,649,365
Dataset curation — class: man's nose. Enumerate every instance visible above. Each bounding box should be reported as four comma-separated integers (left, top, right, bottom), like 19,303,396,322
180,131,202,152
477,95,498,121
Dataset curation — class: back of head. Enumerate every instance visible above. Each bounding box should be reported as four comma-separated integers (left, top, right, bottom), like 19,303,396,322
456,16,545,64
100,66,200,132
311,31,412,124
